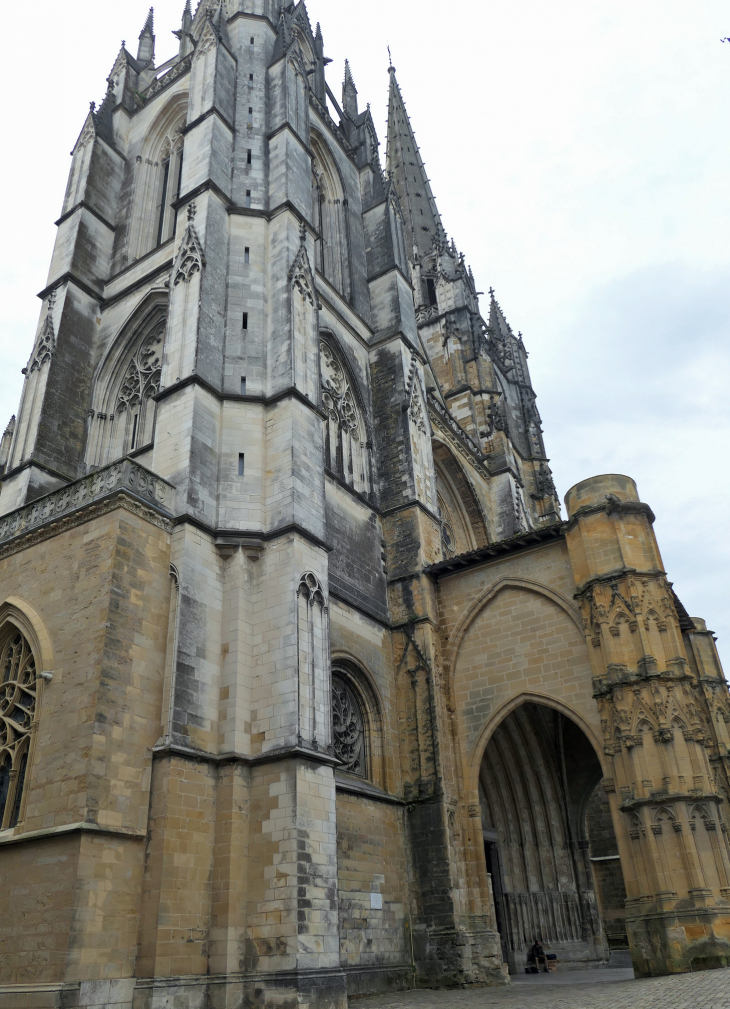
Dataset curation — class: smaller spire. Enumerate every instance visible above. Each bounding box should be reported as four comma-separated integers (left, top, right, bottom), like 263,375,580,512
174,0,193,56
343,59,358,119
137,7,155,66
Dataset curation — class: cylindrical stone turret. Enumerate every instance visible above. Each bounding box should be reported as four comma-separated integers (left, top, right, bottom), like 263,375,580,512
564,474,730,977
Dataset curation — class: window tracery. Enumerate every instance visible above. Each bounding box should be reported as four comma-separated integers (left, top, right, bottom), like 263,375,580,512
128,98,187,261
320,340,372,497
311,135,351,299
332,674,366,778
85,306,167,470
115,322,164,453
0,628,37,829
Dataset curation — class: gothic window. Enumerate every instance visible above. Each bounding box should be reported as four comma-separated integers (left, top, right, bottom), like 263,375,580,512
332,674,366,778
320,339,372,497
433,444,489,556
0,629,37,829
129,98,187,261
311,134,351,300
114,322,164,453
155,137,184,248
86,305,167,470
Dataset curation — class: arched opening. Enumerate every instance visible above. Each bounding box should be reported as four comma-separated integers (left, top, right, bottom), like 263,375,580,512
433,441,489,557
479,702,628,973
85,297,167,469
319,336,373,498
128,95,188,262
0,623,39,829
330,657,385,791
311,132,351,300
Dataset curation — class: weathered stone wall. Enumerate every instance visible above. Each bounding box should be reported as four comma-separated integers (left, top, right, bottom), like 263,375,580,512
0,502,171,995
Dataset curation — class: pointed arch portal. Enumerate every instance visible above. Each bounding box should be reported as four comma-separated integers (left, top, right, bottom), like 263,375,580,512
479,701,629,971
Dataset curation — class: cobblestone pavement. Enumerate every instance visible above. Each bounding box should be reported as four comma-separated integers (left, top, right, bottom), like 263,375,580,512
356,967,730,1009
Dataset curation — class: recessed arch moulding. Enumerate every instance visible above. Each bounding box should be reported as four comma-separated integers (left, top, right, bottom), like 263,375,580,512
439,474,730,978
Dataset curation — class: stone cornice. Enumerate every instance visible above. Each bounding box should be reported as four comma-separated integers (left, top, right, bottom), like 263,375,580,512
55,201,117,233
152,739,340,769
182,105,235,138
0,819,146,849
0,460,175,556
154,373,329,421
566,499,656,532
619,791,724,814
425,523,567,579
573,566,667,599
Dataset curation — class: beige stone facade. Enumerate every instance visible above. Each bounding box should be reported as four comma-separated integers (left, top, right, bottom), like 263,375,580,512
0,2,728,1007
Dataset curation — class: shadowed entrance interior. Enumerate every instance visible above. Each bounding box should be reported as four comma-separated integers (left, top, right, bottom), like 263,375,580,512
479,702,628,972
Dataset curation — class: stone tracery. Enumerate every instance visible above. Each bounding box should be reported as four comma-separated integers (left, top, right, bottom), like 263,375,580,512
0,628,37,830
320,339,372,497
331,674,366,777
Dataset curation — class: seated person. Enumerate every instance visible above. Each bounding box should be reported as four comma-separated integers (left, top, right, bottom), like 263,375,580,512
528,940,548,971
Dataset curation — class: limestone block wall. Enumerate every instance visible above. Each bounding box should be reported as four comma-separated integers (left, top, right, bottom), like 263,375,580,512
0,503,171,987
439,538,600,773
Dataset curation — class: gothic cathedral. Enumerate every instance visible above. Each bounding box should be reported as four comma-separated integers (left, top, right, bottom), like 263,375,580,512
0,2,729,1007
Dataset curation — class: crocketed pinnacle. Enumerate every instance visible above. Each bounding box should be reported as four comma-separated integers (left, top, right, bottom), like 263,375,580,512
137,7,155,64
343,59,359,119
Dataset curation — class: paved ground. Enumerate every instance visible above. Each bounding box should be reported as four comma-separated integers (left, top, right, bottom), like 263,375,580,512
357,967,730,1008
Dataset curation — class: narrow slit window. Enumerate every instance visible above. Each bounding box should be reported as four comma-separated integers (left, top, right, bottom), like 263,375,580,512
131,413,139,450
246,190,251,208
249,73,254,83
244,247,250,264
250,36,255,44
242,312,248,330
240,377,247,395
156,158,170,247
247,149,252,165
238,453,245,477
427,278,437,307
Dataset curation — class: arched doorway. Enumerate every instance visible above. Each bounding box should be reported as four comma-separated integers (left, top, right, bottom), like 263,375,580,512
478,702,628,972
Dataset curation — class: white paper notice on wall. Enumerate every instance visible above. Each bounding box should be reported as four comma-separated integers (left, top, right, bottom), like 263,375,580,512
370,892,383,910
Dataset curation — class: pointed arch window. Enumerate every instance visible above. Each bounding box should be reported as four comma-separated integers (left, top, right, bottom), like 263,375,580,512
332,674,366,778
311,135,351,300
86,307,166,470
129,98,187,261
320,339,372,497
156,137,184,248
0,628,37,829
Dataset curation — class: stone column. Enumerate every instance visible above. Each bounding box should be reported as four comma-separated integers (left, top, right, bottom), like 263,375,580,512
565,474,730,976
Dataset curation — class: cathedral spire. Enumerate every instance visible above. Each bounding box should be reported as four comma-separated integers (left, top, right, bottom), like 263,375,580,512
137,7,155,66
175,0,193,57
488,288,513,341
386,65,444,263
342,60,358,120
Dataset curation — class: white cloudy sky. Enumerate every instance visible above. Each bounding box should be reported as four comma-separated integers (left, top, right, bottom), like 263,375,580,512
1,1,728,661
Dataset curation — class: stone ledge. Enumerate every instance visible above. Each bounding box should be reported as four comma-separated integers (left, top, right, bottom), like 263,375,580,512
0,819,146,848
0,458,175,548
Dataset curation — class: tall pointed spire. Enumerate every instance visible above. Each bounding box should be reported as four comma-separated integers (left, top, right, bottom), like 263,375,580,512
175,0,193,57
343,59,358,120
488,288,513,341
137,7,155,66
386,65,444,263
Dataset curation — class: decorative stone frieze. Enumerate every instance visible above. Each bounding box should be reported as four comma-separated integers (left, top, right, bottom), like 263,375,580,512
0,459,174,546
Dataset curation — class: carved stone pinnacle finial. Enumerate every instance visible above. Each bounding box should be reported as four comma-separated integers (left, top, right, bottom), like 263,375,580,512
187,201,196,222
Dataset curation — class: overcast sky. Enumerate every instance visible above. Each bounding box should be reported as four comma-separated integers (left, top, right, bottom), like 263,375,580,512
1,1,728,662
